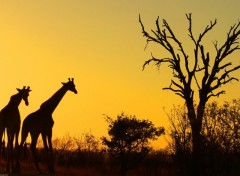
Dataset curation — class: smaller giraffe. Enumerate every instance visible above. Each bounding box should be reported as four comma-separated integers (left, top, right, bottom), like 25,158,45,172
19,78,77,174
0,86,31,173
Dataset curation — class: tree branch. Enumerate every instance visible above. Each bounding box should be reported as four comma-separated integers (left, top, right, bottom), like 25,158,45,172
163,80,185,98
142,54,172,71
140,14,240,108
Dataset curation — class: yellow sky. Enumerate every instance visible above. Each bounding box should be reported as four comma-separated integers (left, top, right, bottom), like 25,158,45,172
0,1,240,149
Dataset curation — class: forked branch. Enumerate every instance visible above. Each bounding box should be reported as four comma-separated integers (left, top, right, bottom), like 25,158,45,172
140,13,240,103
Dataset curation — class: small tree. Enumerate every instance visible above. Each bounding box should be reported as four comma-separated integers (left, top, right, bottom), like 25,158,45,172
166,105,192,157
101,112,164,175
82,132,99,152
53,133,75,151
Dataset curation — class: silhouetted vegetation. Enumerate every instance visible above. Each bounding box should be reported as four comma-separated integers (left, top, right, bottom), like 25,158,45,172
0,12,239,175
167,99,240,175
101,112,165,175
140,13,240,175
1,99,237,175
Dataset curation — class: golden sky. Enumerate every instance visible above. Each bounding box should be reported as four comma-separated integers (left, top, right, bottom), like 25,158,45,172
0,0,240,149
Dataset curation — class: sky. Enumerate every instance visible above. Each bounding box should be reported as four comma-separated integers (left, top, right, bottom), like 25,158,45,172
0,0,240,149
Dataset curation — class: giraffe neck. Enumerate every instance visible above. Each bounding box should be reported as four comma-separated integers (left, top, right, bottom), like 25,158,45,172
5,93,22,109
40,85,68,114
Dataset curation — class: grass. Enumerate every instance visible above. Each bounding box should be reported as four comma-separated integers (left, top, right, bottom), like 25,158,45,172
0,151,178,176
0,160,103,176
0,157,127,176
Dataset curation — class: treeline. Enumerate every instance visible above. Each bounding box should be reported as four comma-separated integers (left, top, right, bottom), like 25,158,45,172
20,99,240,175
34,132,102,166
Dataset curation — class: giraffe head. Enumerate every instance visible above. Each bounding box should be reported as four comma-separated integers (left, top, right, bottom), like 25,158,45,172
62,78,77,94
17,86,32,106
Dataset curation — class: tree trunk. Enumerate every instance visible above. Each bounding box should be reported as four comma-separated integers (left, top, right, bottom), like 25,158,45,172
191,124,202,176
187,101,203,176
120,152,127,176
192,123,201,157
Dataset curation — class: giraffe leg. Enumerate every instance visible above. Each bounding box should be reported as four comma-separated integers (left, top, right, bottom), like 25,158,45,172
13,131,20,173
47,131,55,173
0,127,4,159
5,141,9,173
19,123,29,155
30,133,42,174
42,134,52,173
6,131,14,173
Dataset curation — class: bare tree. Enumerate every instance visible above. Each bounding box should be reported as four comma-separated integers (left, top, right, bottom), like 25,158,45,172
73,135,83,151
83,132,99,152
53,133,75,151
139,13,240,173
166,105,192,157
73,132,100,152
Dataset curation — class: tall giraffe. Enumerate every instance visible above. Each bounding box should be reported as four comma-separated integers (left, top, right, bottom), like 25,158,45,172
19,78,77,174
0,86,31,173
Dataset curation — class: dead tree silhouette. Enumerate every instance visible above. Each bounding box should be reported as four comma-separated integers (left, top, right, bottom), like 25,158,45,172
0,86,31,173
139,13,240,175
19,78,77,174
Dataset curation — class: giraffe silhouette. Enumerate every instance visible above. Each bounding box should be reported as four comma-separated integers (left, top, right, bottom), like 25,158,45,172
19,78,77,174
0,86,31,173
